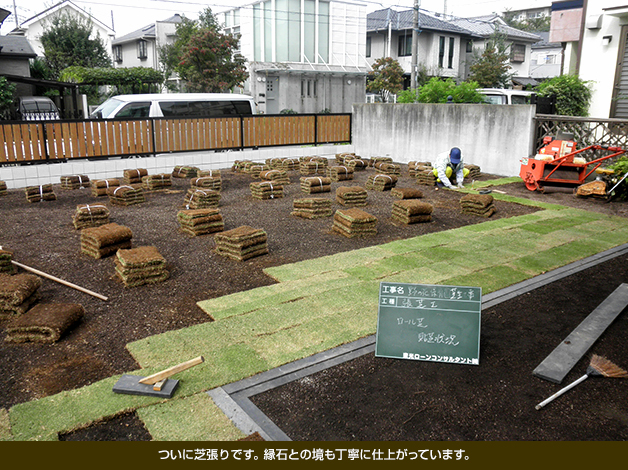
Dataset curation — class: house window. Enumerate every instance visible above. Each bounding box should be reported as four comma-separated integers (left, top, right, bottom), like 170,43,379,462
398,34,412,57
301,79,318,98
438,36,445,68
113,45,122,63
511,44,526,63
137,40,148,60
466,41,473,53
448,37,455,69
366,36,371,58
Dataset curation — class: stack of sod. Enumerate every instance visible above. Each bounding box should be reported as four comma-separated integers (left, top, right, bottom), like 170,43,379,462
0,248,16,274
465,164,482,179
114,246,169,287
391,187,424,199
232,160,252,172
300,176,332,194
266,157,286,169
336,186,367,207
91,178,120,197
327,166,354,182
299,158,328,175
72,204,110,230
60,175,90,190
0,180,7,196
250,181,284,200
4,303,84,344
369,156,393,168
0,273,41,319
198,169,221,178
81,222,133,259
281,158,300,171
122,168,148,185
177,208,224,236
291,198,333,219
346,158,368,171
215,226,268,261
392,200,433,224
245,162,271,178
460,193,496,218
374,162,402,176
416,168,437,186
260,169,290,185
25,184,56,203
408,161,432,177
335,152,356,164
172,165,199,178
332,209,377,238
184,189,220,209
191,176,222,191
141,173,172,191
366,174,398,191
107,184,145,206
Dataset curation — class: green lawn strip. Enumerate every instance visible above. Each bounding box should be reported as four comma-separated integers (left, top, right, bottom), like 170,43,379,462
137,393,246,441
263,245,398,282
473,177,522,187
197,270,356,320
0,409,11,442
446,264,532,295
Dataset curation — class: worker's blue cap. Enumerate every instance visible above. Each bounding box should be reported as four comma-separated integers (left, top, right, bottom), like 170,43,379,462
450,147,461,164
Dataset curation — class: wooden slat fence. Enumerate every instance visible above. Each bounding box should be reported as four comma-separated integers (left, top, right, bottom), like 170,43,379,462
0,113,352,165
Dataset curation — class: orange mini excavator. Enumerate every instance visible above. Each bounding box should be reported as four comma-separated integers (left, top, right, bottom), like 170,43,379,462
519,136,625,192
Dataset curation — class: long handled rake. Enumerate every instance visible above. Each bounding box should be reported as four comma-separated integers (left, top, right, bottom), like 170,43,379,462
536,354,628,410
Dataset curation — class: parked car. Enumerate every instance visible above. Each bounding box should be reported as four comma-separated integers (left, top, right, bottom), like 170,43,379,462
89,93,258,119
477,88,536,105
13,96,60,120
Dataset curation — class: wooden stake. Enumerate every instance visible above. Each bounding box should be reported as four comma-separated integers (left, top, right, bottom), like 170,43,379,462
11,260,108,301
139,356,205,385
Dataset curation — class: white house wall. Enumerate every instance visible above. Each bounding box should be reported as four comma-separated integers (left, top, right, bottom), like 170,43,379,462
330,1,367,67
579,1,626,118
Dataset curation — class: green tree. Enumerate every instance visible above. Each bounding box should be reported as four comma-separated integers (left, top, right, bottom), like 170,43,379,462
39,11,111,78
160,8,247,92
468,32,513,88
366,57,405,102
535,74,593,116
0,77,16,120
178,28,248,92
397,78,485,104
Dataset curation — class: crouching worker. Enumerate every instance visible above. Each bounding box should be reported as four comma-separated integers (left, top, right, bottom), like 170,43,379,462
433,147,469,189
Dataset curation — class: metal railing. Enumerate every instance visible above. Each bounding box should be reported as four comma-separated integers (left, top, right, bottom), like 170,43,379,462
0,113,352,165
535,114,628,160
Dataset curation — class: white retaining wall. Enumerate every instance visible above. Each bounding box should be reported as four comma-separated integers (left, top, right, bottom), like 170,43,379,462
0,144,354,190
352,103,537,177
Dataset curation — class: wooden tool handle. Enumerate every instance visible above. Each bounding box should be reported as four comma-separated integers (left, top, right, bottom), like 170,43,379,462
138,356,205,385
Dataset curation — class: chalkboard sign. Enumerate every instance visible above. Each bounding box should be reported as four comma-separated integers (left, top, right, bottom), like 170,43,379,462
375,282,482,365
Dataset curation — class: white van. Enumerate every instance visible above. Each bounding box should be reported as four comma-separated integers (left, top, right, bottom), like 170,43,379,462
477,88,535,105
89,93,257,119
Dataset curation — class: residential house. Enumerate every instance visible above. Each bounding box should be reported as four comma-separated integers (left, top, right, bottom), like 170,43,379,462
449,15,543,87
576,1,628,118
218,0,369,114
366,8,477,89
111,14,182,82
548,0,583,75
506,4,552,24
0,31,37,95
13,0,114,60
529,31,562,79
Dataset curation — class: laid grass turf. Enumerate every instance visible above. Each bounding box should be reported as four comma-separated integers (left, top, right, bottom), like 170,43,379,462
6,193,628,441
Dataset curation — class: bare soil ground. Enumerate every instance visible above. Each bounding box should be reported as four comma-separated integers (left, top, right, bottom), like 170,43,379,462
1,162,626,441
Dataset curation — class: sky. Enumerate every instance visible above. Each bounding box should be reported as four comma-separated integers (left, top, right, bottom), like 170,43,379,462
0,0,551,37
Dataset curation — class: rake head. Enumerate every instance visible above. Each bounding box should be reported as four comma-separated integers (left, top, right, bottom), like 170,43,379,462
587,354,628,378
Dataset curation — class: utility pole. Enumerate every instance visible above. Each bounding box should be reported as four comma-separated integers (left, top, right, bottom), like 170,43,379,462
410,0,420,90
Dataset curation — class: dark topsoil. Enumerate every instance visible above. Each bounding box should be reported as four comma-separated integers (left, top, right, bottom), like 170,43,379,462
1,161,627,441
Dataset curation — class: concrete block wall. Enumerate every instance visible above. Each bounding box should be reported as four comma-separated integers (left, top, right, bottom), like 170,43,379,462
0,144,355,190
352,103,537,177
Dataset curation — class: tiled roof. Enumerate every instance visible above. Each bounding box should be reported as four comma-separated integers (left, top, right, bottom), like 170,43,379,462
449,16,542,42
112,14,182,45
0,35,37,57
367,8,476,36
